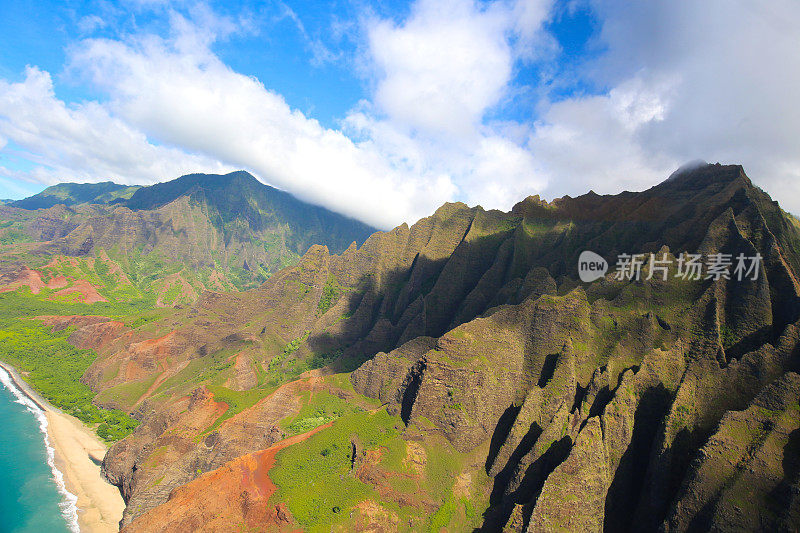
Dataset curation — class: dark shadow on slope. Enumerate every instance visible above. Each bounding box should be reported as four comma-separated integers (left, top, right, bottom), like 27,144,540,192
480,433,571,531
487,423,544,507
324,229,532,374
571,382,588,412
783,428,800,482
537,353,559,387
604,384,672,532
485,403,523,474
724,325,773,362
508,436,572,525
400,360,426,425
766,428,800,528
589,385,614,419
637,424,710,532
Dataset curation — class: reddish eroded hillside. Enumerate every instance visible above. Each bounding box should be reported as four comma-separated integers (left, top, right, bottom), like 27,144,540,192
0,264,108,303
52,279,108,303
46,274,69,289
102,374,336,526
85,330,184,394
35,315,129,351
121,422,333,533
0,266,56,294
36,314,112,330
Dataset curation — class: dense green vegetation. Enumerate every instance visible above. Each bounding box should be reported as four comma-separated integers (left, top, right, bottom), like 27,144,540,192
317,273,341,315
0,289,156,322
271,409,401,530
260,331,342,389
279,390,360,435
203,384,277,434
271,405,483,531
0,286,155,442
0,319,138,441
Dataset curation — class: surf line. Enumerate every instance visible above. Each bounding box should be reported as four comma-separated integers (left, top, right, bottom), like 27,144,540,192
0,362,80,533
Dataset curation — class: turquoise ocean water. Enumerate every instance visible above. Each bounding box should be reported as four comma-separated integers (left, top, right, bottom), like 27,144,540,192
0,366,75,533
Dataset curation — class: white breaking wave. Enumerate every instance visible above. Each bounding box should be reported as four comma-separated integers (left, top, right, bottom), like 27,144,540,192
0,365,81,533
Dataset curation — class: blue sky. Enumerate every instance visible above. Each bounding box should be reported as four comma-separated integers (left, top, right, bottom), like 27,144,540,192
1,0,799,227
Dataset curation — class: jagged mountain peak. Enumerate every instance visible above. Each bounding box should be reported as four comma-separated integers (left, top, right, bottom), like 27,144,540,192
84,162,800,531
656,161,751,191
665,158,709,181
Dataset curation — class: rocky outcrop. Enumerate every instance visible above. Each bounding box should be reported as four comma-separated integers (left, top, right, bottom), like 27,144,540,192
44,163,800,531
665,371,800,532
527,417,609,532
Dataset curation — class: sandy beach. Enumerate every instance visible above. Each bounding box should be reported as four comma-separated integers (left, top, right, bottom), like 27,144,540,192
0,361,125,533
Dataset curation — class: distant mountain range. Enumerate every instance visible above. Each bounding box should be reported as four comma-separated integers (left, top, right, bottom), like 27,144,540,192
10,181,142,209
0,171,377,299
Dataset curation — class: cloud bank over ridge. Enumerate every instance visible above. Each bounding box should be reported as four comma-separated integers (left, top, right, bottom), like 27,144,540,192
1,0,799,226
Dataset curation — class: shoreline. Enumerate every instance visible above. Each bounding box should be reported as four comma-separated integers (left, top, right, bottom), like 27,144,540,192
0,361,125,533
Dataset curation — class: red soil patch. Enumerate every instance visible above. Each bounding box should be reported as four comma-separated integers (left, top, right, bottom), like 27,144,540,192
35,315,127,351
134,330,176,351
122,421,333,533
46,274,69,289
0,266,46,294
0,259,108,304
69,320,126,350
0,265,107,304
126,330,179,367
94,330,183,385
52,279,107,303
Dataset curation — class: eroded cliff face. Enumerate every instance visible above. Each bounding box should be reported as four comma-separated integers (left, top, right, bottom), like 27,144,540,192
84,164,800,531
344,165,800,531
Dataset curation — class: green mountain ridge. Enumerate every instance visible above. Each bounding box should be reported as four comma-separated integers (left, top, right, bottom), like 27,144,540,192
76,163,798,531
11,181,142,210
0,171,378,295
1,163,798,532
122,170,377,257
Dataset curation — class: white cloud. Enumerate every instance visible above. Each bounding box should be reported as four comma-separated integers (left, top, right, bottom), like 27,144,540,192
36,0,548,228
532,0,800,212
530,75,677,196
77,15,106,34
4,0,798,230
347,0,552,214
367,0,514,137
0,67,230,187
57,9,465,228
0,0,553,227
